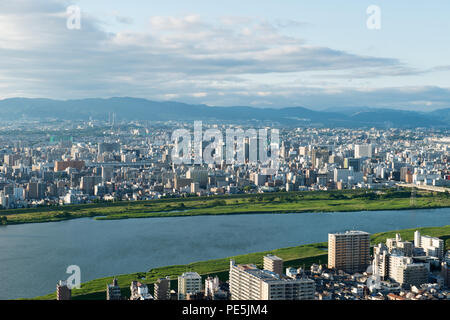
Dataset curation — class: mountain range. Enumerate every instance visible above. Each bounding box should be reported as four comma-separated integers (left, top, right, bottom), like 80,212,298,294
0,97,448,128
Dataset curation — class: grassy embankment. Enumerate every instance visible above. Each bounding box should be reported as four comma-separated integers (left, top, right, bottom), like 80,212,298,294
32,224,450,300
2,189,450,225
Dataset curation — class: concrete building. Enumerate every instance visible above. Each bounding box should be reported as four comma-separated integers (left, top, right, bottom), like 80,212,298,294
178,272,202,300
328,231,370,273
263,254,284,276
389,255,428,287
229,260,315,300
441,262,450,288
56,280,71,300
106,278,122,300
386,234,414,257
154,277,171,300
372,243,390,280
130,281,154,300
27,182,45,200
355,144,372,159
414,230,444,259
186,168,208,189
98,142,120,154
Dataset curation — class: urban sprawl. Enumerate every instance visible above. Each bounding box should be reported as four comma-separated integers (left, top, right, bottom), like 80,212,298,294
0,120,449,208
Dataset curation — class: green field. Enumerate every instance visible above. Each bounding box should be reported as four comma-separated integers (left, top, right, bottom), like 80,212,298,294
31,224,450,300
2,189,450,225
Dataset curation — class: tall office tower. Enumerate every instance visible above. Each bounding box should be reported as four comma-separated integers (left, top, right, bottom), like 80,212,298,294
400,166,412,182
177,272,202,300
80,176,102,195
229,260,315,300
186,167,208,189
386,234,414,257
4,154,19,167
27,182,45,200
328,231,371,273
154,277,171,300
414,231,445,259
101,166,114,182
344,158,361,172
106,278,122,300
56,280,71,301
355,144,372,159
389,254,428,287
372,243,390,280
204,276,220,299
263,255,284,276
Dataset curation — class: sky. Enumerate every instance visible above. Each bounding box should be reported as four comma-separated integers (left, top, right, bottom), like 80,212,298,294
0,0,449,111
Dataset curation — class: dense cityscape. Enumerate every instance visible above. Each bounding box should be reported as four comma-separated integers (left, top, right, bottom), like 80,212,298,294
0,120,449,211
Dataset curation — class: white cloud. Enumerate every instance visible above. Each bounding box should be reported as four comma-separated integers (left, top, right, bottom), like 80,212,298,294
0,0,448,110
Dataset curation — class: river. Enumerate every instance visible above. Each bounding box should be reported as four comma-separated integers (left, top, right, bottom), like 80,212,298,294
0,208,449,299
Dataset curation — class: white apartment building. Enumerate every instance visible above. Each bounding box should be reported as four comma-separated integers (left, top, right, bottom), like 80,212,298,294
355,144,372,159
229,260,315,300
328,230,371,273
414,231,444,259
389,255,428,287
178,272,202,300
386,234,414,257
205,276,220,298
372,243,390,280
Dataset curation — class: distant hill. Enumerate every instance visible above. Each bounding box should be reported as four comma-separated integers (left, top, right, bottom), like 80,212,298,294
0,97,447,128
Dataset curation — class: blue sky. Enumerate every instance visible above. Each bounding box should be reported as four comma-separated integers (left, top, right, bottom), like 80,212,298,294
1,0,449,110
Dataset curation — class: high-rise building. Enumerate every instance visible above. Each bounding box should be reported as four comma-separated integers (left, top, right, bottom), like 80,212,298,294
386,234,414,257
154,277,171,300
372,243,390,280
229,260,315,300
414,231,444,259
106,278,122,300
98,142,120,154
27,182,45,200
328,231,370,273
186,168,208,189
344,158,361,172
80,176,102,195
263,255,283,276
355,144,372,159
101,166,114,182
56,280,71,301
311,147,329,169
389,254,428,287
204,276,220,299
54,160,85,172
178,272,202,300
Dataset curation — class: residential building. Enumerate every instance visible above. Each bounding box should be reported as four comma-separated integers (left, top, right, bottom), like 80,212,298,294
263,255,284,276
328,231,370,273
178,272,202,300
229,260,315,300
